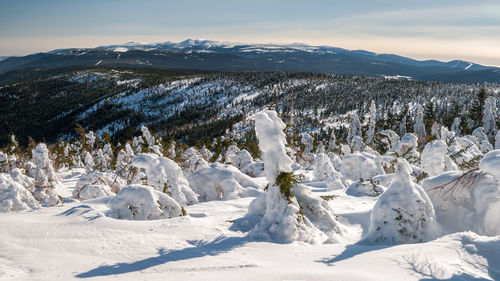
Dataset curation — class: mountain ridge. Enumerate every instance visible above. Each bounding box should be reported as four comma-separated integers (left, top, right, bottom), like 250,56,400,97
1,39,499,84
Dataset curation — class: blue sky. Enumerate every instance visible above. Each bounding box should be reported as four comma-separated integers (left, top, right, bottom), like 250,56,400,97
1,0,500,65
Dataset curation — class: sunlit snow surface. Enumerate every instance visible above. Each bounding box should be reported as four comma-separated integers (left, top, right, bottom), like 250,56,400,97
0,168,499,280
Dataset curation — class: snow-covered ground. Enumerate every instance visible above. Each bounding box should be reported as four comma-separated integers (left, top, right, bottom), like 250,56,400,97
1,169,499,281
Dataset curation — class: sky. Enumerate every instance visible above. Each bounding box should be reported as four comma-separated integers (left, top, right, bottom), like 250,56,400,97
1,0,500,66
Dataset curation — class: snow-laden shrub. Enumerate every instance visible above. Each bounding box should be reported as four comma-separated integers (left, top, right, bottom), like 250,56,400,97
340,152,382,181
77,185,114,201
480,150,500,185
30,143,61,188
350,136,364,152
9,168,35,192
473,127,492,153
187,163,262,201
199,145,213,162
423,168,500,236
346,180,386,197
364,159,441,244
109,184,183,220
29,143,61,206
239,110,343,244
73,171,126,200
226,149,264,177
395,133,420,164
379,129,400,152
84,151,94,173
181,148,210,176
115,142,135,181
313,153,345,190
140,125,163,155
0,173,40,213
132,153,198,206
224,144,241,164
449,137,483,169
421,140,458,177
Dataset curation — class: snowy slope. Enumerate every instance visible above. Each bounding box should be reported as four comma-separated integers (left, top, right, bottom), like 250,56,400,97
1,170,499,281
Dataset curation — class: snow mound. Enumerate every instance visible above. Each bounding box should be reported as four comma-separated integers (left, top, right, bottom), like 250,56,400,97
132,153,198,205
108,184,183,220
187,163,262,201
364,159,441,244
0,173,40,213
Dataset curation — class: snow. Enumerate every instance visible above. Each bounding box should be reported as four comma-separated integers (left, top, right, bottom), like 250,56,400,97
4,109,500,279
114,47,128,53
1,170,500,280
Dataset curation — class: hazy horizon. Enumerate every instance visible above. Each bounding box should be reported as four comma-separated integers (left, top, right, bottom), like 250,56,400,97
1,0,499,66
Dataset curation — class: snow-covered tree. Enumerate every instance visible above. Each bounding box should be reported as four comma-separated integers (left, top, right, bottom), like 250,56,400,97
29,143,60,206
482,96,497,142
364,159,441,244
132,153,198,206
347,112,362,143
84,151,94,173
366,100,376,145
451,117,462,137
414,104,426,140
244,110,343,243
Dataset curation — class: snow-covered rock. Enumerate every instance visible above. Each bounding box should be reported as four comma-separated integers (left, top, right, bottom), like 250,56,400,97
364,159,441,244
109,184,183,220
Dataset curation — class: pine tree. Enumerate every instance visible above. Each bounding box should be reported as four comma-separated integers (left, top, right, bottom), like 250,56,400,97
470,88,487,129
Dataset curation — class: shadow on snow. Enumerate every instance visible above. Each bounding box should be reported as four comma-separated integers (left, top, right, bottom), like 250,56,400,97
76,235,247,278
